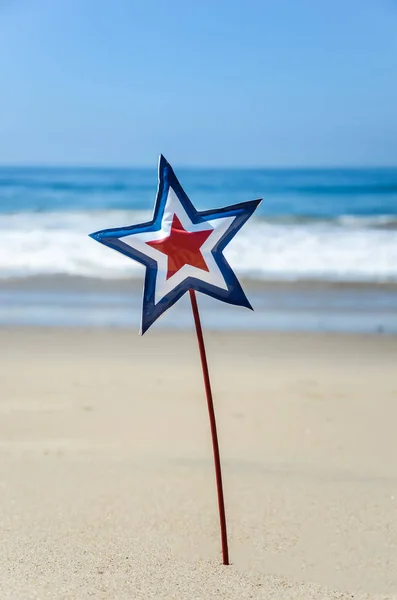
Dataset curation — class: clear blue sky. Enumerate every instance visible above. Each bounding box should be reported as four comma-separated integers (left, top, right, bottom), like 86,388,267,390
1,0,396,166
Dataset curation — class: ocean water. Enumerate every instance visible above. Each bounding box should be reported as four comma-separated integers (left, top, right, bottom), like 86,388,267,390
1,166,397,283
0,166,396,333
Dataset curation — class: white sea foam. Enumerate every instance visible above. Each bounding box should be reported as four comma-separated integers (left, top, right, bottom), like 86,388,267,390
0,211,396,283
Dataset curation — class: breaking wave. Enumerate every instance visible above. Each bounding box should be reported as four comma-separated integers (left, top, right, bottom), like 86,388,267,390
0,210,396,283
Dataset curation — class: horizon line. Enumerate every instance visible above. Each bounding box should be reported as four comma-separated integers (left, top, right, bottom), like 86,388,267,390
0,163,397,170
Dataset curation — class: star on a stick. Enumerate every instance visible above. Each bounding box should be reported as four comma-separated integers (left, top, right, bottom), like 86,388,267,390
89,155,261,334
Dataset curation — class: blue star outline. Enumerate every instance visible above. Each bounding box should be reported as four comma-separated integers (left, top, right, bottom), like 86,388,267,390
89,155,262,334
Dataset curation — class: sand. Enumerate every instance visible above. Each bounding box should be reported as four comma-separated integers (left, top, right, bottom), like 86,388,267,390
1,327,396,599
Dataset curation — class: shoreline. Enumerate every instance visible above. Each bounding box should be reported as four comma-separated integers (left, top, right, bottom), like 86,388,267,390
1,275,397,334
1,273,397,292
2,324,396,338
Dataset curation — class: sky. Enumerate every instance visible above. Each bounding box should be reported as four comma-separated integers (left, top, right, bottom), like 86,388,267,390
0,0,397,167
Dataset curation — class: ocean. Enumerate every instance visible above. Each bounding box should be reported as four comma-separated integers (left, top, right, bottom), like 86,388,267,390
1,166,396,332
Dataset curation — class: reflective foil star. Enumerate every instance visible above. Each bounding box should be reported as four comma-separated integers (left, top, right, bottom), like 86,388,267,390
89,155,262,334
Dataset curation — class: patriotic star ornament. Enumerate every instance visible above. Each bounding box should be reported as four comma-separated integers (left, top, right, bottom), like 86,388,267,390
89,156,262,334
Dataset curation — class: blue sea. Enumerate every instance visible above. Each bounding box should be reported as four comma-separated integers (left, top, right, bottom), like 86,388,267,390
1,166,396,332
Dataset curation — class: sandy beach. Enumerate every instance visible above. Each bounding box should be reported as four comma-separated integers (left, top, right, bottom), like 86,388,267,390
1,327,396,599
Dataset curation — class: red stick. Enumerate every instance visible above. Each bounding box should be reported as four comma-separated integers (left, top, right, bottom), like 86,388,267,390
189,289,229,566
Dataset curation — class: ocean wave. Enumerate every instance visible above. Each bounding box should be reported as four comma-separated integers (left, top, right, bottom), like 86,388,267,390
0,179,152,194
276,183,397,196
337,215,397,229
0,211,396,283
1,169,397,196
3,210,396,229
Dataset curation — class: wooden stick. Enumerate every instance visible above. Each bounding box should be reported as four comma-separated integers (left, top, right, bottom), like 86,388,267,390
189,289,229,565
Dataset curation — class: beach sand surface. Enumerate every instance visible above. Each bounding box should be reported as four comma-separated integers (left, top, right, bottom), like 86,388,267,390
1,327,396,599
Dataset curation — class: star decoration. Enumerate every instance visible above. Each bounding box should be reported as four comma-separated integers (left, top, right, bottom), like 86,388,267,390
89,155,261,334
146,214,212,279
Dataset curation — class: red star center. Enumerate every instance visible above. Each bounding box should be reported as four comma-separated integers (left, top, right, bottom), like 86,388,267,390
146,214,213,279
